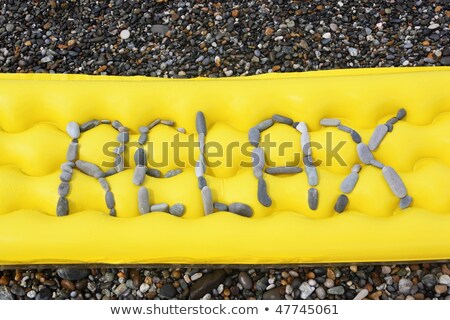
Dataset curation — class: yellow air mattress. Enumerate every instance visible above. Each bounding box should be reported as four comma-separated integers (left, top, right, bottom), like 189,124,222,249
0,67,449,265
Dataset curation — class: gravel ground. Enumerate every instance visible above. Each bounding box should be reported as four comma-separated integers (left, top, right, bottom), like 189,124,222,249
0,0,450,300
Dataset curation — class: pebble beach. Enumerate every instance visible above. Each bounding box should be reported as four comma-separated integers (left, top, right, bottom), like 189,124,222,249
0,0,450,300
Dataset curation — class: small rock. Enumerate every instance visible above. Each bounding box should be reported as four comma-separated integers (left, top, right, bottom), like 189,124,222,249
265,166,302,175
164,169,182,178
353,289,369,300
370,159,384,169
348,47,359,56
213,202,228,211
160,283,177,299
327,286,345,295
56,197,69,216
76,160,103,178
299,282,315,299
382,166,407,198
422,274,437,289
368,124,388,151
315,287,326,299
117,132,129,144
257,178,272,207
105,191,115,209
351,164,361,173
256,119,274,131
196,111,207,134
238,272,253,290
189,270,226,299
229,202,253,217
133,166,147,186
334,194,349,213
66,141,78,162
80,119,100,132
151,24,169,35
272,114,293,125
134,148,146,166
357,143,374,164
58,182,70,197
338,124,352,133
248,127,260,147
399,278,413,295
400,195,413,209
397,108,407,120
350,130,362,143
0,286,13,300
66,122,80,139
198,176,207,189
138,187,150,214
340,172,359,194
57,268,89,281
201,186,214,215
169,203,185,217
263,286,286,300
296,122,308,134
120,29,131,40
438,274,450,285
150,203,169,212
305,165,318,186
146,168,162,178
320,118,341,126
308,187,319,210
98,178,110,192
435,284,447,295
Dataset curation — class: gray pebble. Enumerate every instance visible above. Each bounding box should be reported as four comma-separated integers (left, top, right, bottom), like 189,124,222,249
304,154,315,167
308,187,319,210
195,158,206,177
400,195,413,209
351,164,361,173
350,130,362,143
58,182,70,197
98,178,110,191
117,132,129,144
146,168,162,178
110,208,117,217
386,117,398,126
101,120,111,124
138,133,147,145
201,186,214,215
139,126,149,134
253,166,263,179
256,119,274,131
301,132,311,155
147,119,160,129
356,143,374,164
368,124,388,151
60,171,72,182
80,119,100,132
133,166,147,186
334,194,349,213
213,202,228,212
196,111,207,134
340,172,359,194
115,155,124,172
66,121,80,139
338,124,352,133
61,162,74,173
320,118,341,126
138,187,150,214
198,133,205,153
265,166,302,175
272,114,293,125
370,159,384,169
160,120,174,126
169,203,185,217
104,168,117,177
177,127,186,134
57,197,69,216
164,168,182,178
105,191,115,209
397,108,407,120
382,166,407,198
198,176,207,189
111,120,123,130
229,202,253,217
134,148,146,166
252,147,265,171
114,144,125,155
257,178,272,207
248,127,260,147
385,122,393,132
305,165,318,186
76,160,104,178
238,272,254,290
327,286,345,295
66,141,78,161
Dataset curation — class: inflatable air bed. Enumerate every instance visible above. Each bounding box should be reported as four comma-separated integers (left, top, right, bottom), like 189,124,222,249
0,67,449,265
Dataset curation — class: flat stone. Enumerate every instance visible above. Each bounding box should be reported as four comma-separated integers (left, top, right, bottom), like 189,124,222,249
139,126,149,134
134,148,146,166
151,24,169,35
305,165,318,186
229,202,253,217
66,121,80,139
76,160,103,178
198,176,207,189
61,162,74,173
169,204,185,217
438,274,450,285
56,268,89,281
0,286,13,300
133,166,146,186
350,130,362,143
382,166,407,198
60,171,72,182
353,289,369,300
58,182,70,197
338,124,352,133
340,172,359,193
80,119,100,132
66,141,78,161
117,132,129,143
368,124,388,151
105,191,115,209
165,168,182,178
265,166,302,174
263,286,286,300
248,127,260,147
299,282,315,299
160,283,177,299
296,122,308,134
201,186,214,215
272,114,293,125
196,111,207,134
316,287,326,300
111,120,122,130
370,159,384,168
98,178,110,191
399,278,413,295
256,119,274,131
213,202,228,211
138,187,150,214
334,194,349,213
308,187,319,210
150,203,169,212
351,164,361,173
397,108,407,120
189,270,226,299
238,272,253,290
161,120,174,126
252,147,265,171
258,178,272,207
327,286,345,295
147,119,160,129
400,195,413,209
146,168,161,178
357,143,374,164
56,197,69,216
301,132,311,155
320,118,341,126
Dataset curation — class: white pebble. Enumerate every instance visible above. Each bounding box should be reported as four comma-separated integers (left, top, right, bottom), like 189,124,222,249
191,272,203,281
217,284,224,294
139,283,150,293
120,29,131,40
322,32,331,39
27,290,36,299
428,23,440,30
224,69,233,77
348,47,359,57
439,275,450,286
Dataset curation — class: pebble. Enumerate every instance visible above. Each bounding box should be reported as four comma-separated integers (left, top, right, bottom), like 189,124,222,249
56,197,69,216
191,273,203,281
146,168,162,178
133,166,147,185
201,186,214,215
66,122,80,139
308,187,319,210
257,178,272,207
368,124,388,151
117,132,129,144
147,119,160,129
399,278,413,295
357,143,374,164
139,126,149,134
370,159,384,169
301,132,311,155
272,114,293,125
195,159,205,177
327,286,345,295
164,169,182,178
58,182,70,197
27,290,36,299
105,191,115,209
190,270,226,299
252,147,265,171
338,124,353,133
248,127,260,147
435,285,447,295
98,178,110,192
120,29,131,40
213,202,228,212
238,272,253,290
150,203,169,213
138,187,150,214
115,155,124,172
397,108,407,120
80,120,100,132
161,120,174,126
305,165,318,186
315,287,326,299
422,274,437,289
263,286,286,300
160,283,177,299
0,286,13,300
169,204,185,217
198,133,205,153
320,118,341,126
229,202,253,217
265,166,302,175
256,119,274,131
113,283,128,296
76,160,103,178
296,122,308,134
66,141,78,162
382,166,407,198
198,176,207,189
134,148,146,166
139,283,150,293
196,111,207,134
299,282,315,299
351,164,361,173
111,120,122,130
334,194,349,213
350,130,362,143
138,133,147,145
439,275,450,286
340,172,359,193
399,195,413,209
60,171,72,182
109,208,117,217
353,289,369,300
57,269,89,281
